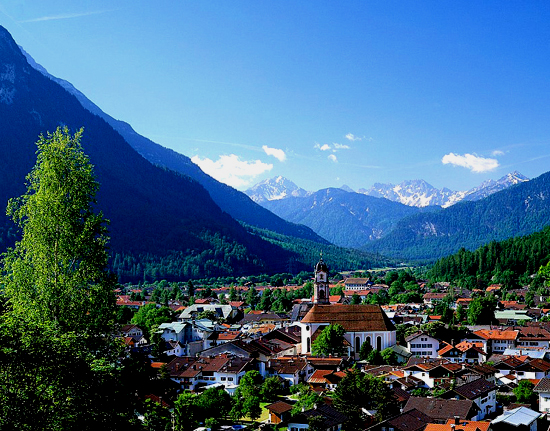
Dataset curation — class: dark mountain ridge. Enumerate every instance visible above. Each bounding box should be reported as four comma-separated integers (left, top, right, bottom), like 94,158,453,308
0,25,299,280
19,47,324,245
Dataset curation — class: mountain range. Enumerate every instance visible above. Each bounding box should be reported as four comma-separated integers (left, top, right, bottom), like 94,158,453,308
3,23,550,272
258,171,550,260
246,172,529,208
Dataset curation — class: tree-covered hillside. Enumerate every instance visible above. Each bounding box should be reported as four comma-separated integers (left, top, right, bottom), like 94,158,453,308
427,225,550,289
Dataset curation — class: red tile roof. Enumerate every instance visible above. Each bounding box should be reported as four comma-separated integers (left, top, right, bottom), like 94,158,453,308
301,304,395,332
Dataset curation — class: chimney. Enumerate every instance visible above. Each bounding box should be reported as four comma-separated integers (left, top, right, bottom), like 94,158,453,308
454,416,460,425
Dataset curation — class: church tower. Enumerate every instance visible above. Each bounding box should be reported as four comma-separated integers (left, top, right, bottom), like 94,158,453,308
313,254,330,304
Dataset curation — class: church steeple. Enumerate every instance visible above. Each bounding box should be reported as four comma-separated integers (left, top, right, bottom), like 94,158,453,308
313,253,330,304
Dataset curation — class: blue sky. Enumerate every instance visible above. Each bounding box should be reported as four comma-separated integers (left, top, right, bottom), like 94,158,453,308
2,1,550,192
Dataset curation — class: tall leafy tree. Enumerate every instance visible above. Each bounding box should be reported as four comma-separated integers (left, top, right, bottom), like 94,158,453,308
333,368,397,426
311,323,346,356
0,128,135,430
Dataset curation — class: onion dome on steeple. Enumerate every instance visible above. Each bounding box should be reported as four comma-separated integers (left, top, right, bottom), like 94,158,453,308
315,253,329,274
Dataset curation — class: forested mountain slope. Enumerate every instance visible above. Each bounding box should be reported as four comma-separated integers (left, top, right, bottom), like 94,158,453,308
20,47,324,244
373,171,550,261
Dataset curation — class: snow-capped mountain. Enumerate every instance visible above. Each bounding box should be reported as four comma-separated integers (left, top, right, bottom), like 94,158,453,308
358,179,460,207
245,176,310,203
460,171,529,203
358,172,529,208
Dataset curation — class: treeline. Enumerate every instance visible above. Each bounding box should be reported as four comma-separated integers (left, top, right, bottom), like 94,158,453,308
427,225,550,289
247,224,398,272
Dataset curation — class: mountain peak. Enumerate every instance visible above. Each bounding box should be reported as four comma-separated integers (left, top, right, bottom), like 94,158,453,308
245,176,310,203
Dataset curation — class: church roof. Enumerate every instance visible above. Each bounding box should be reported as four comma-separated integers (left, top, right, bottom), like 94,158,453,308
301,304,396,332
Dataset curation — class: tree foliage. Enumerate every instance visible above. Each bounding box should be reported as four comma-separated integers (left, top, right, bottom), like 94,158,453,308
333,368,398,426
311,323,346,356
0,128,135,430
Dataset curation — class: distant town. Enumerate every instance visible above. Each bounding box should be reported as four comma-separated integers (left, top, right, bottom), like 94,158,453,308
115,257,550,431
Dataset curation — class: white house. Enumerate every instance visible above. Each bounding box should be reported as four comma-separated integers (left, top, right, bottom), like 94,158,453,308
534,377,550,417
406,331,441,358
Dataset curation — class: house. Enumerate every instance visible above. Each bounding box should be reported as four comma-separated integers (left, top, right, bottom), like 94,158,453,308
403,360,462,389
494,356,550,384
423,293,447,307
534,377,550,416
491,406,541,431
166,354,253,392
424,418,491,431
178,304,239,322
438,341,487,364
509,326,550,349
474,329,519,354
157,319,217,356
367,408,432,431
406,331,442,358
440,377,497,419
300,258,396,358
308,369,347,391
264,356,314,386
239,311,291,328
288,403,348,431
403,397,480,424
455,363,497,386
266,401,293,424
343,277,373,291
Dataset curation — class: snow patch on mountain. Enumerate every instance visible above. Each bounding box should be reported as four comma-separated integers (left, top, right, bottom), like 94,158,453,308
245,176,310,203
358,172,529,208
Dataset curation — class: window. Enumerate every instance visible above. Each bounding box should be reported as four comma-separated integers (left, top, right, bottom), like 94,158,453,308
228,377,233,381
221,377,226,381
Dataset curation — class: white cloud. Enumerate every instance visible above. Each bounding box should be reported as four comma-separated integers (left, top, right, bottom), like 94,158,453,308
191,154,272,188
333,143,350,150
328,154,338,163
262,145,286,162
441,153,499,173
314,143,331,151
492,150,505,156
345,133,361,141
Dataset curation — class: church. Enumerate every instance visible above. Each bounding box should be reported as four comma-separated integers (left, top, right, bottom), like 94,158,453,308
299,257,396,357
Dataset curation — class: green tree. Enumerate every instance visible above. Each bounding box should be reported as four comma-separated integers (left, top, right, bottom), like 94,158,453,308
143,399,171,431
366,349,384,365
307,415,327,431
513,380,536,404
131,304,173,340
467,295,497,325
197,387,231,420
291,384,323,414
350,292,361,304
359,339,373,360
230,370,264,421
261,376,284,402
311,323,346,356
380,347,398,365
174,392,199,431
333,368,398,426
0,127,134,430
229,285,237,301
